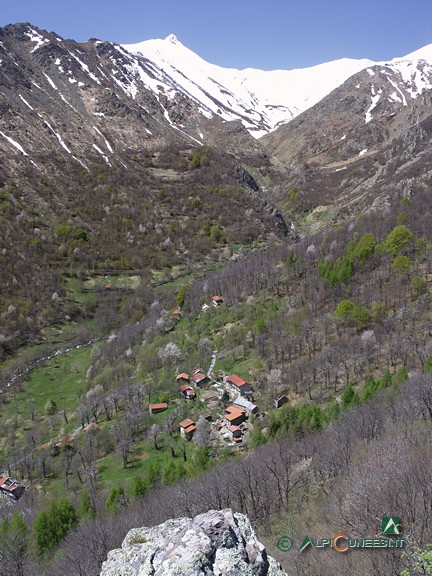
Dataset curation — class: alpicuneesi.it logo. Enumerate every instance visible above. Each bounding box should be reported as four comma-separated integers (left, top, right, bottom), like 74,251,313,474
382,516,402,535
277,517,404,553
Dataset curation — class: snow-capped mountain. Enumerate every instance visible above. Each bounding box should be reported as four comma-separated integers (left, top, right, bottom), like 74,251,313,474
122,35,432,138
122,34,373,136
0,22,431,179
1,22,431,167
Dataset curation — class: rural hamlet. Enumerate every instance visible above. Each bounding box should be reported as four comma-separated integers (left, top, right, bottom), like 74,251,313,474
0,474,25,501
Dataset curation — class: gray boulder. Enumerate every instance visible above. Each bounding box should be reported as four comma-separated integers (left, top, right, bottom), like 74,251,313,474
100,508,287,576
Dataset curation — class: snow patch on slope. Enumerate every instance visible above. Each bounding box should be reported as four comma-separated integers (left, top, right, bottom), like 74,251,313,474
19,94,34,110
93,143,112,166
0,131,28,155
44,121,71,153
68,51,101,84
365,87,382,123
43,72,57,90
24,28,49,53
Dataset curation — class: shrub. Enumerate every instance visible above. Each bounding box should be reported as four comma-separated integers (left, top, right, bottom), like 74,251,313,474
55,224,72,238
74,228,88,242
129,475,151,499
44,399,57,416
335,301,370,326
424,356,432,374
318,256,354,287
411,276,427,299
176,285,186,308
335,300,356,319
105,486,128,514
287,186,299,201
347,232,376,264
381,225,413,256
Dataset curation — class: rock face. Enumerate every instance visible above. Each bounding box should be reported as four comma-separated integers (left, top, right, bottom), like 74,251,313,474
100,508,287,576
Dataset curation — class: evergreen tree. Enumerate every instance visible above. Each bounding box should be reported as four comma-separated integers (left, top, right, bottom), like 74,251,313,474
79,486,96,520
129,475,151,499
341,386,355,407
105,486,128,514
33,498,77,556
249,423,267,449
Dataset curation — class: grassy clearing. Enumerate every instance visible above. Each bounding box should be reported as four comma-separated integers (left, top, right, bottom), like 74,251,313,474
97,437,196,491
0,346,91,450
81,274,141,291
23,345,90,415
147,167,181,181
39,321,83,344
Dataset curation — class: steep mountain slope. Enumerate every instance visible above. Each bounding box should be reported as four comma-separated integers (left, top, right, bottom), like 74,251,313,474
0,23,282,356
261,71,432,231
123,37,432,137
123,35,371,137
0,24,199,168
261,53,432,166
0,21,431,350
1,22,431,172
0,23,270,179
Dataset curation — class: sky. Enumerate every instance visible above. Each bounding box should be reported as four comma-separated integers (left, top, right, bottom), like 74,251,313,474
1,0,431,70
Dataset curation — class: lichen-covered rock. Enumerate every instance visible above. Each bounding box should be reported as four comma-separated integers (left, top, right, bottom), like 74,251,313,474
100,509,287,576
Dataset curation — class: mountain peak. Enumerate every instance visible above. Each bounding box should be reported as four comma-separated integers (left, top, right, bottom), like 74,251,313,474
165,33,179,44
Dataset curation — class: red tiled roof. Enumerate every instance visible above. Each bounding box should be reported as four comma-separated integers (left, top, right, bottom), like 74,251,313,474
176,373,189,381
0,475,8,486
225,406,246,416
179,385,195,397
149,403,168,410
211,295,223,302
55,435,73,449
227,374,248,387
184,424,196,433
226,410,246,423
192,372,206,383
179,418,195,428
83,422,100,432
227,425,240,432
0,481,17,492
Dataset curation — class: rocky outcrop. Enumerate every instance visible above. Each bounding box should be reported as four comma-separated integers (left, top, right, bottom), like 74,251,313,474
234,165,290,237
100,508,287,576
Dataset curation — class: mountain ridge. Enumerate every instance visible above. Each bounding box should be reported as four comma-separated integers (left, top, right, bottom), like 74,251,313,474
2,22,431,144
122,33,432,136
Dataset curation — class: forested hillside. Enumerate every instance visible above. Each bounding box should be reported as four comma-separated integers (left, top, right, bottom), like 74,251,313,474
0,144,280,356
1,179,432,575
